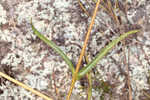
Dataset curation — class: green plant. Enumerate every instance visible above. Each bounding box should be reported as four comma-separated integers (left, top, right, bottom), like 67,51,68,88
31,19,139,99
31,19,75,74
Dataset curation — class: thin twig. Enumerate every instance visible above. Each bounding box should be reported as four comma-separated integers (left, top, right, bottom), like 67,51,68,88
0,72,52,100
127,48,132,100
78,0,90,17
106,0,119,25
66,0,101,99
123,43,132,100
143,90,150,99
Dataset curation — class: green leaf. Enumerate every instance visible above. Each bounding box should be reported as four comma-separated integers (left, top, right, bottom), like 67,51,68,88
78,30,139,79
31,19,75,74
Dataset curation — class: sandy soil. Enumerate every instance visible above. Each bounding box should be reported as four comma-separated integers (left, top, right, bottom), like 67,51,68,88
0,0,150,100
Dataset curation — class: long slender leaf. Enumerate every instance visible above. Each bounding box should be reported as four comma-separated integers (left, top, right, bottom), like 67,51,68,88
78,30,139,79
31,19,75,74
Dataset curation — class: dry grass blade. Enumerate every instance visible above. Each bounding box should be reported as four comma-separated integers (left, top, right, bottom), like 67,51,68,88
66,0,101,100
93,0,119,24
127,49,132,100
0,72,52,100
143,91,150,99
123,45,132,100
78,0,90,17
105,0,119,24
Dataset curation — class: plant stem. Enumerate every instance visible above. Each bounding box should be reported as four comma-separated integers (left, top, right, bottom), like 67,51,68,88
66,0,101,100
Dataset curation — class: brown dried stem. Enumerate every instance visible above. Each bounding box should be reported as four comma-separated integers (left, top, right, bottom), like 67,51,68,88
66,0,101,99
78,0,90,17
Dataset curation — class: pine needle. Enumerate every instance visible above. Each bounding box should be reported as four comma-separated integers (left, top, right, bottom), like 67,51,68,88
0,72,52,100
66,0,101,100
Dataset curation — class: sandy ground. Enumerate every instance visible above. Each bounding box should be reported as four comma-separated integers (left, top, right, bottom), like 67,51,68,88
0,0,150,100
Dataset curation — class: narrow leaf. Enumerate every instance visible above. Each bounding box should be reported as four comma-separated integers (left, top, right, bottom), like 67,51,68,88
78,30,139,79
31,19,75,74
